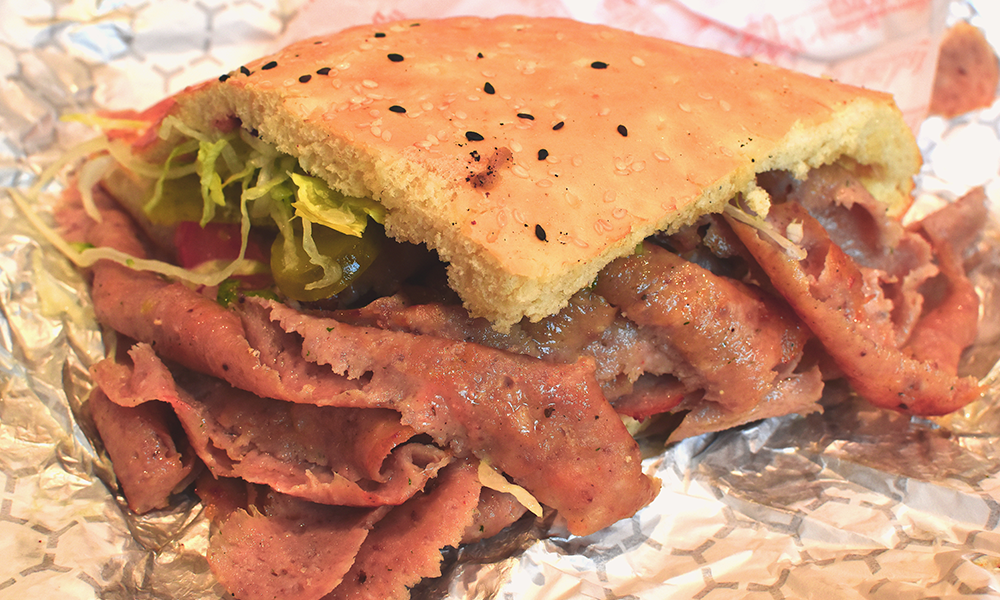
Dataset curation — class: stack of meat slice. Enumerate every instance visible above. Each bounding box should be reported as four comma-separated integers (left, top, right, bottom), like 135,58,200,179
71,187,658,600
70,162,985,600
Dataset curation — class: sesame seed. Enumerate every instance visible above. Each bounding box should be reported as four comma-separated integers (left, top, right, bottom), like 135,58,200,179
299,74,312,83
535,224,547,241
498,41,512,48
552,121,564,130
653,151,669,161
631,161,646,172
362,79,378,88
564,191,581,208
513,209,525,223
240,66,251,76
359,42,373,50
679,103,691,112
371,126,381,136
631,56,645,67
720,146,733,157
467,95,480,102
510,141,523,152
536,179,553,188
537,149,549,160
720,100,732,111
375,32,386,38
604,191,617,203
698,91,713,100
598,108,611,116
594,219,613,233
262,61,278,70
591,61,608,69
387,53,404,62
219,73,230,82
612,207,628,219
617,125,628,137
572,156,583,167
389,105,406,113
517,113,534,120
571,236,589,248
317,67,331,75
455,110,468,120
484,82,495,94
465,131,484,141
511,165,530,178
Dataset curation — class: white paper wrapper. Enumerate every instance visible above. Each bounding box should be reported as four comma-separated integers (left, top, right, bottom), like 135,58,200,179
2,1,1000,598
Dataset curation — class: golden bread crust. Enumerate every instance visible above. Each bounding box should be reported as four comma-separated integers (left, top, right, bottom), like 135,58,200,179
171,16,920,327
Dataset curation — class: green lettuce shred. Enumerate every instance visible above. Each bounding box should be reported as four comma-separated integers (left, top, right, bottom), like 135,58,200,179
290,172,385,238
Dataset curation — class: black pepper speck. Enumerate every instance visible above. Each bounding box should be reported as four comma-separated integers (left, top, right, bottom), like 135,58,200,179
617,124,628,137
389,105,406,113
262,61,278,70
299,74,312,83
483,82,495,94
591,61,608,69
535,224,547,241
537,149,549,160
388,53,404,62
465,131,484,141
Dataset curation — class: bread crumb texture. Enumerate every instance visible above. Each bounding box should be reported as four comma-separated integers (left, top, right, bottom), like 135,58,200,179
175,16,920,328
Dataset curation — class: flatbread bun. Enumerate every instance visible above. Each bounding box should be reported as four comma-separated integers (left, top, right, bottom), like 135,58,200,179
165,15,920,327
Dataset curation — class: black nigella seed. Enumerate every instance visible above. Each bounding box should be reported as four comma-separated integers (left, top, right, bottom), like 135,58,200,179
617,124,628,137
374,32,386,38
535,224,547,242
262,61,278,70
389,105,406,113
240,65,251,76
317,67,331,75
537,149,549,161
218,73,230,82
517,113,534,120
465,131,485,142
477,52,484,58
484,82,495,94
250,128,260,138
388,53,404,62
591,61,608,69
299,74,312,83
552,121,565,130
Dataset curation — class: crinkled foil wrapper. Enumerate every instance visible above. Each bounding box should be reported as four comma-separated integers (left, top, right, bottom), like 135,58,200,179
2,0,1000,598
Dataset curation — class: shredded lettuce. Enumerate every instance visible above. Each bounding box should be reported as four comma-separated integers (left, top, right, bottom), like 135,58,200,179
144,139,200,215
13,111,387,299
299,217,344,290
723,202,807,261
61,113,150,131
477,459,543,517
76,154,115,222
290,172,385,237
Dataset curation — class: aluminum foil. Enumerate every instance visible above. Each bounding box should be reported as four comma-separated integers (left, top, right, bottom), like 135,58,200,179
2,0,1000,598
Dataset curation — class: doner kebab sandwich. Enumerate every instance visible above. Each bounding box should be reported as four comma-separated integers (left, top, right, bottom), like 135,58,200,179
28,15,986,600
